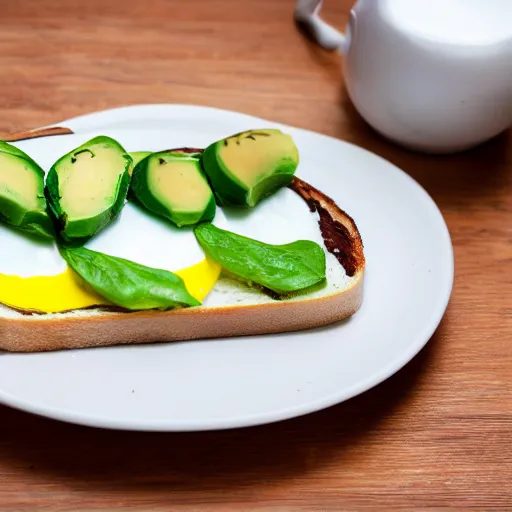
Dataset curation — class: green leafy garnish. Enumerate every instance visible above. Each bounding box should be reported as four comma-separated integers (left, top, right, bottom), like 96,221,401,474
194,223,326,295
61,246,200,310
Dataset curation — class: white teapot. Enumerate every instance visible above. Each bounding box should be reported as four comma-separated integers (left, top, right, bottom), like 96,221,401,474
295,0,512,153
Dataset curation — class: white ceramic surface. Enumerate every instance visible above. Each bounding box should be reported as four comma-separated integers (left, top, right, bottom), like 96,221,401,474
0,105,454,431
295,0,512,153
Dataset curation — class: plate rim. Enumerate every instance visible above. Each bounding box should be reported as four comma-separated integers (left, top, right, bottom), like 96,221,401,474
0,104,454,431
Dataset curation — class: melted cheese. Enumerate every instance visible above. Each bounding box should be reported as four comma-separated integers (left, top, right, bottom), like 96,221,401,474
174,257,221,303
0,267,107,313
0,257,221,313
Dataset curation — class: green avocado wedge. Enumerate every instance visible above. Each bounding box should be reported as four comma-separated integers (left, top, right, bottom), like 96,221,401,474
201,129,299,207
0,141,54,239
131,150,216,228
45,136,132,245
128,151,152,172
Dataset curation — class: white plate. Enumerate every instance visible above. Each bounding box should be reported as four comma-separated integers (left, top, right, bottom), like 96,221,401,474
0,105,453,431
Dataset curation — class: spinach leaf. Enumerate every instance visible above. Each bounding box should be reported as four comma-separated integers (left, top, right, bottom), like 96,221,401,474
194,223,326,295
61,246,200,310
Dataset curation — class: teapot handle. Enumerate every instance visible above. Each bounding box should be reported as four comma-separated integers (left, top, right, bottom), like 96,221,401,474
294,0,350,53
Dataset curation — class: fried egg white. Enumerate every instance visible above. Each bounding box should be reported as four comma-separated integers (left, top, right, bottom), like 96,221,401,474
0,203,227,313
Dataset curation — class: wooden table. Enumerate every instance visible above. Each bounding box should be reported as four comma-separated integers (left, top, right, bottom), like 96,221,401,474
1,1,511,509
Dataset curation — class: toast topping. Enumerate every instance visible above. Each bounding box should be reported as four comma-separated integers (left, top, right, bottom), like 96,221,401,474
201,129,299,207
45,136,132,244
131,150,216,228
0,143,365,318
0,141,54,239
289,177,365,277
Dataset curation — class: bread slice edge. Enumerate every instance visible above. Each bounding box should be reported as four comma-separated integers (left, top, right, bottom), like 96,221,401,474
0,271,363,352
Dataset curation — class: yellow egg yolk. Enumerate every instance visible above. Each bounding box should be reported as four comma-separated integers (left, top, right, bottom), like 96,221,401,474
0,257,221,314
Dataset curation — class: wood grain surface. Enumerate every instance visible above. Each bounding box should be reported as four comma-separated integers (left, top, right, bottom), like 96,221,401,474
0,0,511,510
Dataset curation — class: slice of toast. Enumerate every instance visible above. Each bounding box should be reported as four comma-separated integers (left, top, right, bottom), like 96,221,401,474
0,177,365,352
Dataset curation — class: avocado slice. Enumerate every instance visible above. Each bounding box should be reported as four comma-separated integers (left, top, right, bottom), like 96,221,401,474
201,129,299,207
45,135,132,244
0,141,54,239
128,151,152,173
131,150,216,227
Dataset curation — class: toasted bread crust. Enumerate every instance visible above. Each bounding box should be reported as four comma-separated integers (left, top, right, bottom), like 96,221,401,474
1,126,74,142
0,274,363,352
0,150,366,351
289,177,365,276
